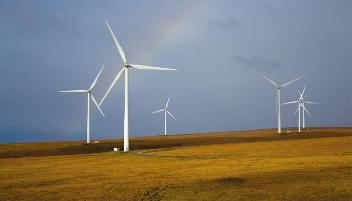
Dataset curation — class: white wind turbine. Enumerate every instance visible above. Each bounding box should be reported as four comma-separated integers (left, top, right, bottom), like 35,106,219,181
59,66,105,143
153,96,176,135
99,20,177,152
258,73,302,133
282,85,318,132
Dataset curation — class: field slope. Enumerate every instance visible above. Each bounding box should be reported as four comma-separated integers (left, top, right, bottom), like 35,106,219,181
0,127,350,158
0,128,351,200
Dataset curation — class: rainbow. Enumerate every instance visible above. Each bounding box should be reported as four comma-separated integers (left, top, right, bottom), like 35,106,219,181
135,1,215,63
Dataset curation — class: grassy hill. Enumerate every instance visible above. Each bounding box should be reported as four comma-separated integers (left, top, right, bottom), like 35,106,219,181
0,127,350,158
0,127,351,200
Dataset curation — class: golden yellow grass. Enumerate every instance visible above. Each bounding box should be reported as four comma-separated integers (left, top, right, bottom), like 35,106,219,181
0,130,351,200
0,127,350,158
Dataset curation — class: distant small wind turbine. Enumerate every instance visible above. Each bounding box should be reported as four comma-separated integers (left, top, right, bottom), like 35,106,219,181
282,85,318,132
258,73,302,133
99,20,177,152
153,96,176,135
59,66,105,143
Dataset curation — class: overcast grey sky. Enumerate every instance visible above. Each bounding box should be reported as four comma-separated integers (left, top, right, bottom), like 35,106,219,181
0,0,351,143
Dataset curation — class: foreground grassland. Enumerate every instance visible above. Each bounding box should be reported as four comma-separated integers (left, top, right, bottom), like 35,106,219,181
0,128,351,200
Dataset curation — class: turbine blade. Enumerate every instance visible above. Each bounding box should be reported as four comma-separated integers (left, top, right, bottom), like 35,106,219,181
167,111,176,120
105,19,127,64
99,68,125,106
59,90,89,93
152,109,165,114
281,76,303,87
257,72,279,87
297,88,303,100
301,85,306,97
166,96,170,109
282,100,299,105
305,101,318,104
91,95,105,118
130,64,177,71
89,65,104,91
303,106,312,116
294,106,299,114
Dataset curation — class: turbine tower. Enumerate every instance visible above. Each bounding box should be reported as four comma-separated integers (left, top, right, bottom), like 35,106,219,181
59,66,105,143
282,85,318,132
153,96,176,135
99,20,177,152
258,73,302,133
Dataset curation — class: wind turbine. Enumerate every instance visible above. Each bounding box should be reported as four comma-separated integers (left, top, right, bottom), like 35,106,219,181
299,87,318,129
153,96,176,135
282,85,318,132
258,73,302,133
99,20,177,152
59,66,105,143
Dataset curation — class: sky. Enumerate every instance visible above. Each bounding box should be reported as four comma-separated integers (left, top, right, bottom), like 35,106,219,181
0,0,351,143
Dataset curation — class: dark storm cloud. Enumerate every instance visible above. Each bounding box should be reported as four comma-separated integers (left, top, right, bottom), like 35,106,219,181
0,0,77,37
208,17,238,32
233,54,283,71
0,0,350,143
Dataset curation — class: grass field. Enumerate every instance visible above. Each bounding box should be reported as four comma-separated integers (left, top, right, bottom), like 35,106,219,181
0,128,351,200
